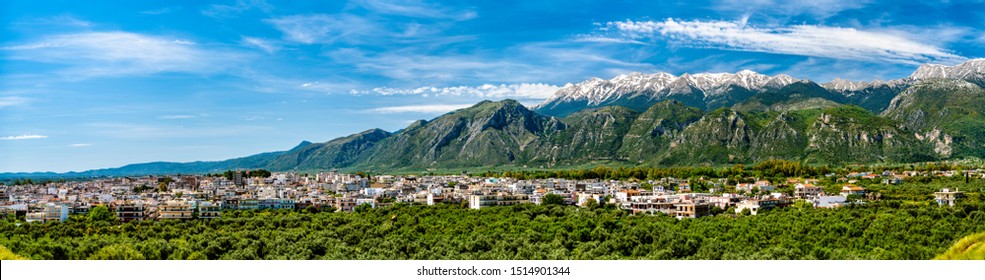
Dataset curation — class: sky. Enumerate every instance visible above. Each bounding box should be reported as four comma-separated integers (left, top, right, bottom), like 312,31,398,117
1,0,983,172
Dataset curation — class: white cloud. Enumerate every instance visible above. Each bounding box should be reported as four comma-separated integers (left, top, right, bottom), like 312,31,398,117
69,143,92,147
1,134,48,140
358,83,561,99
2,32,245,78
353,0,477,20
572,36,647,45
326,48,541,82
711,0,870,19
266,14,379,44
0,96,29,108
602,18,965,65
202,0,271,18
370,104,474,114
13,16,93,29
142,7,179,15
241,36,280,53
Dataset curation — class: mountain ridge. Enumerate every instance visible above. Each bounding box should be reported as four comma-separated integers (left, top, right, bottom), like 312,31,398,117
536,59,985,117
3,59,984,179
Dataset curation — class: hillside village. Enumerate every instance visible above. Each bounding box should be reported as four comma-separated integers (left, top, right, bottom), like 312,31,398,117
2,168,979,223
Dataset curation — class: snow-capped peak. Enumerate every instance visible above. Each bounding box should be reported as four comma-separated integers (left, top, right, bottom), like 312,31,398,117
823,78,876,92
909,59,985,81
538,70,797,108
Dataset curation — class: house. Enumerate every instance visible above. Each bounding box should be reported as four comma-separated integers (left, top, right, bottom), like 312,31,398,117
25,203,70,223
158,200,193,220
882,176,904,185
934,188,965,207
258,198,294,210
706,194,741,209
469,194,529,209
114,200,146,222
197,201,221,219
355,198,377,208
576,192,605,207
334,196,357,212
735,198,785,215
812,196,848,208
42,203,70,222
674,201,711,219
840,185,867,197
626,196,675,215
25,212,45,223
794,183,824,198
736,180,774,193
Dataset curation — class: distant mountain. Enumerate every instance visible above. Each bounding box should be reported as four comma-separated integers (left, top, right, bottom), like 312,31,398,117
535,70,797,116
354,100,564,170
266,129,391,171
882,79,985,158
536,59,985,117
3,59,983,179
0,149,286,179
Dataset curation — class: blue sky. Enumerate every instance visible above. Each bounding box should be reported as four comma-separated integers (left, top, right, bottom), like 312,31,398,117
2,0,983,172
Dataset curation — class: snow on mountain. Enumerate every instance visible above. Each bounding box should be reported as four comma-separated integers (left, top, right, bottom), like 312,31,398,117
909,59,985,81
537,59,984,116
538,70,796,108
823,59,984,93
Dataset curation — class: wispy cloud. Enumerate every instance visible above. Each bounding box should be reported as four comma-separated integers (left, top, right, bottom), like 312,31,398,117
354,83,561,99
1,134,48,140
599,18,965,65
12,15,93,29
2,31,245,78
141,7,179,15
370,104,474,114
69,143,92,147
241,36,280,53
326,48,540,83
0,96,29,108
352,0,477,20
266,14,381,44
711,0,871,20
202,0,271,18
84,122,270,139
573,35,647,45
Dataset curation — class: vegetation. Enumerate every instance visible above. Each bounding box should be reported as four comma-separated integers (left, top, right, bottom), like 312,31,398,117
2,180,982,260
935,232,985,260
0,245,28,260
542,194,565,206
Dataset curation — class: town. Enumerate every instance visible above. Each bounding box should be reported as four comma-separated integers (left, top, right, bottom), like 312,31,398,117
1,168,979,223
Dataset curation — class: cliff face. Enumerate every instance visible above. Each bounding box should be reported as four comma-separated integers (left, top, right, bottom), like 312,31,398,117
355,100,565,169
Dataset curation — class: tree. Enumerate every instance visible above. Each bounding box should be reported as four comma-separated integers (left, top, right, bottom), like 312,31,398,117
88,205,115,223
542,193,566,206
88,244,145,260
585,198,599,209
355,203,372,213
158,182,169,193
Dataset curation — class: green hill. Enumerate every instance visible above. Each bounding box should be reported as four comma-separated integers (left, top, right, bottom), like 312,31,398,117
0,245,28,260
935,232,985,260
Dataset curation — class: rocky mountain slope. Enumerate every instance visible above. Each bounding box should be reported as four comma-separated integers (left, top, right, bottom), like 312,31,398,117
536,59,985,117
5,60,983,178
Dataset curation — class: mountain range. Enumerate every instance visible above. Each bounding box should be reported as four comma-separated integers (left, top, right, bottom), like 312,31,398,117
3,59,984,178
